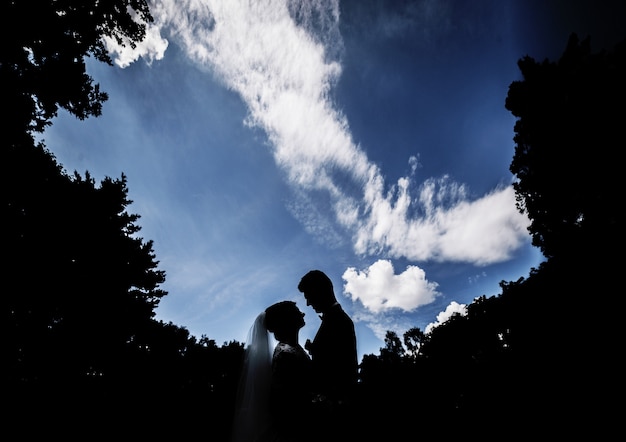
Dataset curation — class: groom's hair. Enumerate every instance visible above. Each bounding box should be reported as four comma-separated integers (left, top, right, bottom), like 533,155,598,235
298,270,335,302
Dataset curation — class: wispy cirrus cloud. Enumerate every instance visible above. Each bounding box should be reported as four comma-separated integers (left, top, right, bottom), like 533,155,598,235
105,0,530,315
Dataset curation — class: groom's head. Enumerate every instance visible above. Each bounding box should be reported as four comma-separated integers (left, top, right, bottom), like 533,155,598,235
298,270,336,314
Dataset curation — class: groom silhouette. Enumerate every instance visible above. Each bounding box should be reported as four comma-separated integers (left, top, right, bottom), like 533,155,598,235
298,270,357,440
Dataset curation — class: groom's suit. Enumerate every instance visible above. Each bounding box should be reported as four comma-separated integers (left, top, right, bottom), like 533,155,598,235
308,302,357,404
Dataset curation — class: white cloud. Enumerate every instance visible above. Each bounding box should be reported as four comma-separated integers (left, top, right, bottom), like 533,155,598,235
424,301,467,334
103,10,169,68
286,188,346,248
342,260,440,313
97,0,536,344
114,0,530,266
355,179,529,265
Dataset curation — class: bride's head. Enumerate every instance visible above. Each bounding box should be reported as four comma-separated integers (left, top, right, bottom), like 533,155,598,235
265,301,305,341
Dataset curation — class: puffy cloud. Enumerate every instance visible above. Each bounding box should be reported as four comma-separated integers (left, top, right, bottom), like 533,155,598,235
424,301,467,334
342,260,440,313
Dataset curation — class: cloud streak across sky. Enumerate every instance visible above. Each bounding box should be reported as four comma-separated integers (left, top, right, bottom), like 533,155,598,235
105,0,530,319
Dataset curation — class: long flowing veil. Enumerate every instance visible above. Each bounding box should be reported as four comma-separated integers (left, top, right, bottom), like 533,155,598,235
231,312,272,442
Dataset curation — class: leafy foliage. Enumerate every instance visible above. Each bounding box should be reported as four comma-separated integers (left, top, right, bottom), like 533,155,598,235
2,1,243,439
4,140,162,382
505,34,625,259
355,33,624,437
3,140,245,439
0,0,152,138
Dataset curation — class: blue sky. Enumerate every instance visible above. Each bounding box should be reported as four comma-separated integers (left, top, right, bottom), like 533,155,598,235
40,0,625,361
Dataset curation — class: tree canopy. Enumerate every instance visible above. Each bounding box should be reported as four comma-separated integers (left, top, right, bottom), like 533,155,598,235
0,0,152,139
356,33,625,438
2,1,244,439
505,33,625,259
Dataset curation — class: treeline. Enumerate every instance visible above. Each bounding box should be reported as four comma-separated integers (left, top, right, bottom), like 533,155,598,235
2,1,622,439
2,1,244,438
355,32,623,439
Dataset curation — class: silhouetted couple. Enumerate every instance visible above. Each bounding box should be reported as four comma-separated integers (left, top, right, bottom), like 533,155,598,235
232,270,358,442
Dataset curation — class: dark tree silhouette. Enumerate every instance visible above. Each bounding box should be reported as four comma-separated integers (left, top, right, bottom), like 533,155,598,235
402,327,425,361
505,33,625,260
3,140,162,416
2,1,246,439
0,0,152,140
379,330,405,363
5,142,162,372
358,33,625,438
504,34,623,433
3,141,245,440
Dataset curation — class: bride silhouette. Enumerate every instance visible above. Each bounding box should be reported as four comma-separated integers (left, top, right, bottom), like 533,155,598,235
231,301,312,442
